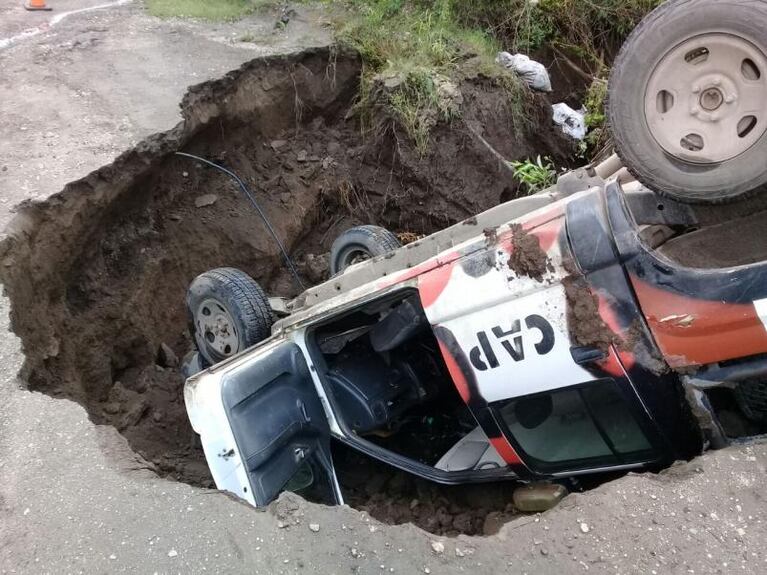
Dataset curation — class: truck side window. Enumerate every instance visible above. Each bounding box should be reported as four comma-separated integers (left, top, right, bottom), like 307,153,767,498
494,380,654,473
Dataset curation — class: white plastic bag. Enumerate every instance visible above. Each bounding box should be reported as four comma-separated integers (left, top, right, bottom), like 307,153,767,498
496,52,552,92
552,102,587,140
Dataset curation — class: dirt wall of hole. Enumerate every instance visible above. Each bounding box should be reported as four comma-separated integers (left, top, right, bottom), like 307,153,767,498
0,46,573,517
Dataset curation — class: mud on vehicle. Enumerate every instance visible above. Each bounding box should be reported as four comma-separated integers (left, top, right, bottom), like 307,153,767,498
183,0,767,508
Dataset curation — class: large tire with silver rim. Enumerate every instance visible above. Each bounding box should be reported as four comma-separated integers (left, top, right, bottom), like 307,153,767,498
329,225,402,275
186,268,273,366
608,0,767,203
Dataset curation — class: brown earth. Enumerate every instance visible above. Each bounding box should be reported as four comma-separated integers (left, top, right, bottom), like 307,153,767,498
0,45,573,533
507,223,553,282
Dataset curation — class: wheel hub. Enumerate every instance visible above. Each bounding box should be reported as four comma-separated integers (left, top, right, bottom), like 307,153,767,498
699,86,724,111
645,33,767,163
196,298,239,357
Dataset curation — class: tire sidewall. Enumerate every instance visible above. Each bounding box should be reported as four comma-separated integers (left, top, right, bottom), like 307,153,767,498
329,226,401,275
609,0,767,202
186,274,270,365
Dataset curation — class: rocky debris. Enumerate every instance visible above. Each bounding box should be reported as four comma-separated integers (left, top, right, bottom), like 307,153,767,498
270,139,288,151
430,541,444,554
194,193,218,207
309,523,320,532
298,253,329,284
157,342,179,368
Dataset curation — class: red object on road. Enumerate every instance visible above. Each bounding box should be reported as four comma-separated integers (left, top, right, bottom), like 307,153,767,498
24,0,52,11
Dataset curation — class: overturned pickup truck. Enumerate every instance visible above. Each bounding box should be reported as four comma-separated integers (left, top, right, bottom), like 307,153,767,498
183,0,767,507
183,172,767,507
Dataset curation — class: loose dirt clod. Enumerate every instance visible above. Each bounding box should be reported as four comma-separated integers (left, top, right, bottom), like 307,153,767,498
0,46,571,534
562,275,621,353
507,223,551,281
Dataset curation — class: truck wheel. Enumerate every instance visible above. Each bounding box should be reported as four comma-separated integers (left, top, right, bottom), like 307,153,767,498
186,267,273,366
608,0,767,203
734,379,767,423
329,225,401,275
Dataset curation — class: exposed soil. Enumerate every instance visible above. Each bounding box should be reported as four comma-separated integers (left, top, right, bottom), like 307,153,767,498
562,274,622,354
0,46,572,533
507,223,552,282
334,445,517,537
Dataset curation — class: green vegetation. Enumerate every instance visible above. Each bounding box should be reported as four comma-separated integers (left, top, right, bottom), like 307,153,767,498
335,0,659,156
336,0,528,154
145,0,659,157
583,77,609,153
146,0,279,21
453,0,662,67
511,155,557,193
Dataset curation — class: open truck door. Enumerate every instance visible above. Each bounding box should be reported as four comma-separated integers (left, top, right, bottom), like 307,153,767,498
185,340,342,507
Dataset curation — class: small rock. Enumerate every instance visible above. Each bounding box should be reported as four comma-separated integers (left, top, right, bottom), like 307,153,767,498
430,541,444,554
152,411,163,423
322,156,335,170
409,499,420,510
168,214,182,222
296,150,308,162
351,548,360,558
168,549,178,558
424,569,431,574
194,194,218,208
158,343,179,368
109,554,116,560
580,522,590,534
182,171,189,177
309,523,320,532
541,548,548,556
103,402,121,415
513,483,568,513
455,548,465,558
270,140,288,151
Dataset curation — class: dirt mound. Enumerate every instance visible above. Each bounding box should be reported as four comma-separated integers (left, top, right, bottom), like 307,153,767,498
0,46,572,531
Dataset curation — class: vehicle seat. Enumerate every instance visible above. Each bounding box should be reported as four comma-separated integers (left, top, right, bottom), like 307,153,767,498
435,426,507,472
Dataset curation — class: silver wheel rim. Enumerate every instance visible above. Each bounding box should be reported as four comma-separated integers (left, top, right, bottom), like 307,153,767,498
195,298,239,358
644,32,767,164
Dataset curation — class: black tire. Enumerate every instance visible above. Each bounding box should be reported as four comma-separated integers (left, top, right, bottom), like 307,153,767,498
734,379,767,423
608,0,767,203
186,267,273,366
329,225,402,275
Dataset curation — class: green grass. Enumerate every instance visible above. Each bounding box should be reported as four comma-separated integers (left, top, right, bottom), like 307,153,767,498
511,155,556,194
146,0,279,21
452,0,662,69
336,0,527,154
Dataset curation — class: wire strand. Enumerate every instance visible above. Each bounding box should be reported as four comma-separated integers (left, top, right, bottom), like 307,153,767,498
174,151,305,290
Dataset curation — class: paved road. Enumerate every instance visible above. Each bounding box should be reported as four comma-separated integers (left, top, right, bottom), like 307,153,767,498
1,2,766,574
